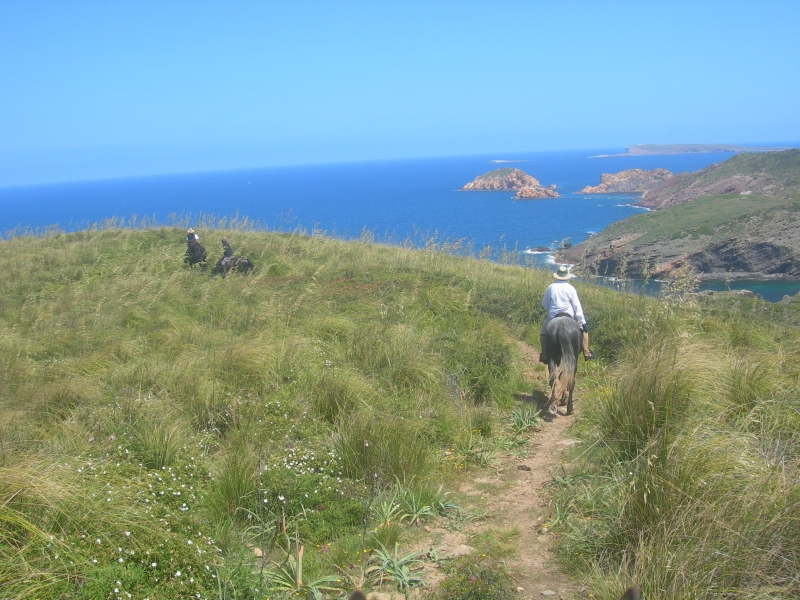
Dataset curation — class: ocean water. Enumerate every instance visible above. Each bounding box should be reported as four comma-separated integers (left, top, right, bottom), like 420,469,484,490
0,149,733,248
2,148,798,299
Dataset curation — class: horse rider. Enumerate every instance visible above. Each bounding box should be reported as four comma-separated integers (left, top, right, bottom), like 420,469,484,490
539,264,595,363
219,237,233,267
185,228,200,244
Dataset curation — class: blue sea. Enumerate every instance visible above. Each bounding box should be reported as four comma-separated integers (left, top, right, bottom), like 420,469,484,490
2,148,798,301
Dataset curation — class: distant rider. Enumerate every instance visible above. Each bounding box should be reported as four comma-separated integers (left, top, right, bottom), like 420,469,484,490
539,264,595,363
185,228,200,244
218,237,233,267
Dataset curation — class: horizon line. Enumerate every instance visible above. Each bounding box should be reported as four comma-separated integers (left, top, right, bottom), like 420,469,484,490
2,141,798,190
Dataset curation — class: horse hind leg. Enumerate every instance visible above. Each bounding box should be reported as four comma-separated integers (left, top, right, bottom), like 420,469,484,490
547,364,562,414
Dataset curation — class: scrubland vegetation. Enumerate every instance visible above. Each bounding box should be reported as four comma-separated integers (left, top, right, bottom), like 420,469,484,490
554,286,800,599
1,222,798,599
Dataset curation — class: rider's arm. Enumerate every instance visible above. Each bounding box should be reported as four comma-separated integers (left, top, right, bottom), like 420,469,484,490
569,286,587,326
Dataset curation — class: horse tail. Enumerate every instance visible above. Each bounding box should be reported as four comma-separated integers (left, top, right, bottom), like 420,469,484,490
550,320,579,405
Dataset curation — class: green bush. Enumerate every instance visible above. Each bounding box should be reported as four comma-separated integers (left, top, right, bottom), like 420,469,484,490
429,555,516,600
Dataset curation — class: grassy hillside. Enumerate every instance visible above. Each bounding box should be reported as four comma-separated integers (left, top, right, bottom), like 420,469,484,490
575,193,797,246
1,226,799,599
674,148,800,188
0,226,546,599
552,286,800,598
640,149,800,210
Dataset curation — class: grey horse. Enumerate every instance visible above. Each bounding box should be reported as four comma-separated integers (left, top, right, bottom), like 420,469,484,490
543,314,582,415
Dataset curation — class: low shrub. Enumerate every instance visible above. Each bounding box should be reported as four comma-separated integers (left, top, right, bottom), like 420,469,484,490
429,555,516,600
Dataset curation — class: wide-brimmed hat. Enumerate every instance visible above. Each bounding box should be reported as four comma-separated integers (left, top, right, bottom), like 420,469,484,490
553,264,573,280
187,228,195,234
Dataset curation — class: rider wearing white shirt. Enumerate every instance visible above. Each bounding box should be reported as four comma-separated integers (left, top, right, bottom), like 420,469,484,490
539,264,595,363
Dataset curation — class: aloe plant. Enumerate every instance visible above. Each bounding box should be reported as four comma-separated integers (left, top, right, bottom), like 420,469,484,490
268,525,341,599
368,541,426,591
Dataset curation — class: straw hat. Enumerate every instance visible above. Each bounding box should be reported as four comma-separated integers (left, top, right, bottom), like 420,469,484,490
553,264,573,280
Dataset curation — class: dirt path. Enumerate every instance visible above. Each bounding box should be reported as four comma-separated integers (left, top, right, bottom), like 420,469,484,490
408,340,582,600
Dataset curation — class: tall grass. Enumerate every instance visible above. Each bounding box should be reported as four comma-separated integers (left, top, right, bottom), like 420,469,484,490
0,226,540,598
4,224,799,598
557,323,800,599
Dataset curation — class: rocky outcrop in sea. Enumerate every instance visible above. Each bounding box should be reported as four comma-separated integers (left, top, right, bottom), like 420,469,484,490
513,185,559,199
462,168,560,198
578,168,672,194
462,167,539,191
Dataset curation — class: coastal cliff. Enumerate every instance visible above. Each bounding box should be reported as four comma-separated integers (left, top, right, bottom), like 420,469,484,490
578,168,672,194
558,150,800,280
462,167,560,198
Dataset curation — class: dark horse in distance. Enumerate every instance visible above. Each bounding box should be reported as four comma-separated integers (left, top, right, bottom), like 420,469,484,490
184,240,208,271
543,314,582,415
211,256,255,276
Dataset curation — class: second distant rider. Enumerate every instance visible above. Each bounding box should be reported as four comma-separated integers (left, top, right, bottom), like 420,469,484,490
219,237,233,267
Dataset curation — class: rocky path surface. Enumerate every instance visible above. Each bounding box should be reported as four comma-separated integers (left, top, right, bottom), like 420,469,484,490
397,341,582,600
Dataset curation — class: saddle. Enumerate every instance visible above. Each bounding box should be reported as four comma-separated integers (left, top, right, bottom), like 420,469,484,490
553,312,576,320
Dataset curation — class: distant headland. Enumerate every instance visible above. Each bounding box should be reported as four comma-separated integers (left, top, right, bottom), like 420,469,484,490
461,167,559,199
578,168,673,194
559,149,800,281
590,143,792,158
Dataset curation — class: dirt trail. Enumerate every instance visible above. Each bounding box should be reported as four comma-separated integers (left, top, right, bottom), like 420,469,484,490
408,340,582,600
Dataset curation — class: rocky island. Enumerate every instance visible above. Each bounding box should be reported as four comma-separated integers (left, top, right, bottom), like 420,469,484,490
513,185,559,199
461,167,560,199
578,168,672,194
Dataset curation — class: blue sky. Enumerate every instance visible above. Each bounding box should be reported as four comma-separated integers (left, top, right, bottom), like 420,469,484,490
1,0,799,186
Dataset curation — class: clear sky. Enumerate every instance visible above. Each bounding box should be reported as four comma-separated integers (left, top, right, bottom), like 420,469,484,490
1,0,799,186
